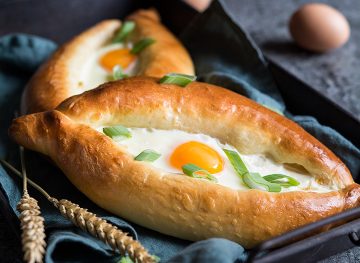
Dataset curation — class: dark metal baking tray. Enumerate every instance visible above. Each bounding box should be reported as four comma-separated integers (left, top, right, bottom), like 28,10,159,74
1,0,360,262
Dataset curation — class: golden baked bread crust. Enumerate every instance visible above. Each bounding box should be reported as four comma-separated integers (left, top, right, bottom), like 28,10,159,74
10,77,360,248
127,9,194,78
21,9,194,114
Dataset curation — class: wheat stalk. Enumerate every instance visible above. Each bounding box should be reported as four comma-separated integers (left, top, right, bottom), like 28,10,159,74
0,159,157,263
16,146,46,263
17,193,46,263
51,198,156,262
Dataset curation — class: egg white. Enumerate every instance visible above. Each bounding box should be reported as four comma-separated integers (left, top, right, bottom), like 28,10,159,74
96,127,335,193
77,43,138,91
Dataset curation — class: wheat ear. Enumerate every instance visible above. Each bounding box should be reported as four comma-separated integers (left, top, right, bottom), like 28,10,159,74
50,198,155,262
17,194,46,263
16,146,46,263
0,160,157,263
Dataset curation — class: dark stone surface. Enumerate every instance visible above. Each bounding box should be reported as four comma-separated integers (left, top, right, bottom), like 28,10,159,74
224,0,360,121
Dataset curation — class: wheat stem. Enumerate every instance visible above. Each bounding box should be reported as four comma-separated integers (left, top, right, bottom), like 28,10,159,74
0,159,52,201
19,146,28,195
1,159,157,263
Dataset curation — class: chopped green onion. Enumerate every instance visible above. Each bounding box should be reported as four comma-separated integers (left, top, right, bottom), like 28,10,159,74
118,256,133,263
112,65,128,81
130,38,155,54
103,125,131,139
263,174,300,188
118,255,159,263
112,21,135,43
134,149,161,162
243,172,281,192
263,105,284,115
223,149,282,192
159,73,197,87
152,256,160,263
223,149,248,178
182,163,218,182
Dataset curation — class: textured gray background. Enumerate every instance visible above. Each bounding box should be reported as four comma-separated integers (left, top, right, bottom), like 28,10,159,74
225,0,360,121
1,0,360,262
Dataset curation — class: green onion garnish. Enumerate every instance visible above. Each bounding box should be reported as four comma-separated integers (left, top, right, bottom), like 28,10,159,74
134,149,161,162
263,105,284,115
112,21,136,43
130,38,155,54
263,174,300,188
243,172,281,192
119,256,133,263
223,149,282,192
159,73,197,87
182,163,218,182
223,149,248,178
112,65,128,81
103,125,131,139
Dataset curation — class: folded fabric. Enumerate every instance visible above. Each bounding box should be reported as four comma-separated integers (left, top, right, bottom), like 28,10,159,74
0,1,359,262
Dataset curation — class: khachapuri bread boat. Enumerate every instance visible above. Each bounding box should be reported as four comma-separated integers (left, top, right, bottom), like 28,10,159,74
11,76,360,248
21,9,194,114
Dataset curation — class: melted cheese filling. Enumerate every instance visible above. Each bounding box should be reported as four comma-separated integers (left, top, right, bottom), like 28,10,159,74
95,127,336,193
77,43,138,91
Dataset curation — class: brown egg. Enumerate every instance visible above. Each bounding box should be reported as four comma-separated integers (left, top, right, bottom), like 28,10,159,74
289,3,350,52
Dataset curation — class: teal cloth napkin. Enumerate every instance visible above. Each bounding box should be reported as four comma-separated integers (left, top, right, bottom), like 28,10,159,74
0,1,359,262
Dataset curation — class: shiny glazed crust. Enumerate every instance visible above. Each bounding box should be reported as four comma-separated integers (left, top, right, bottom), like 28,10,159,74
10,77,360,248
21,9,194,114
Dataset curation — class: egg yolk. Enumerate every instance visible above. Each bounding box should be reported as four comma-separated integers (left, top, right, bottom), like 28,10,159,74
170,141,224,173
99,48,136,72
